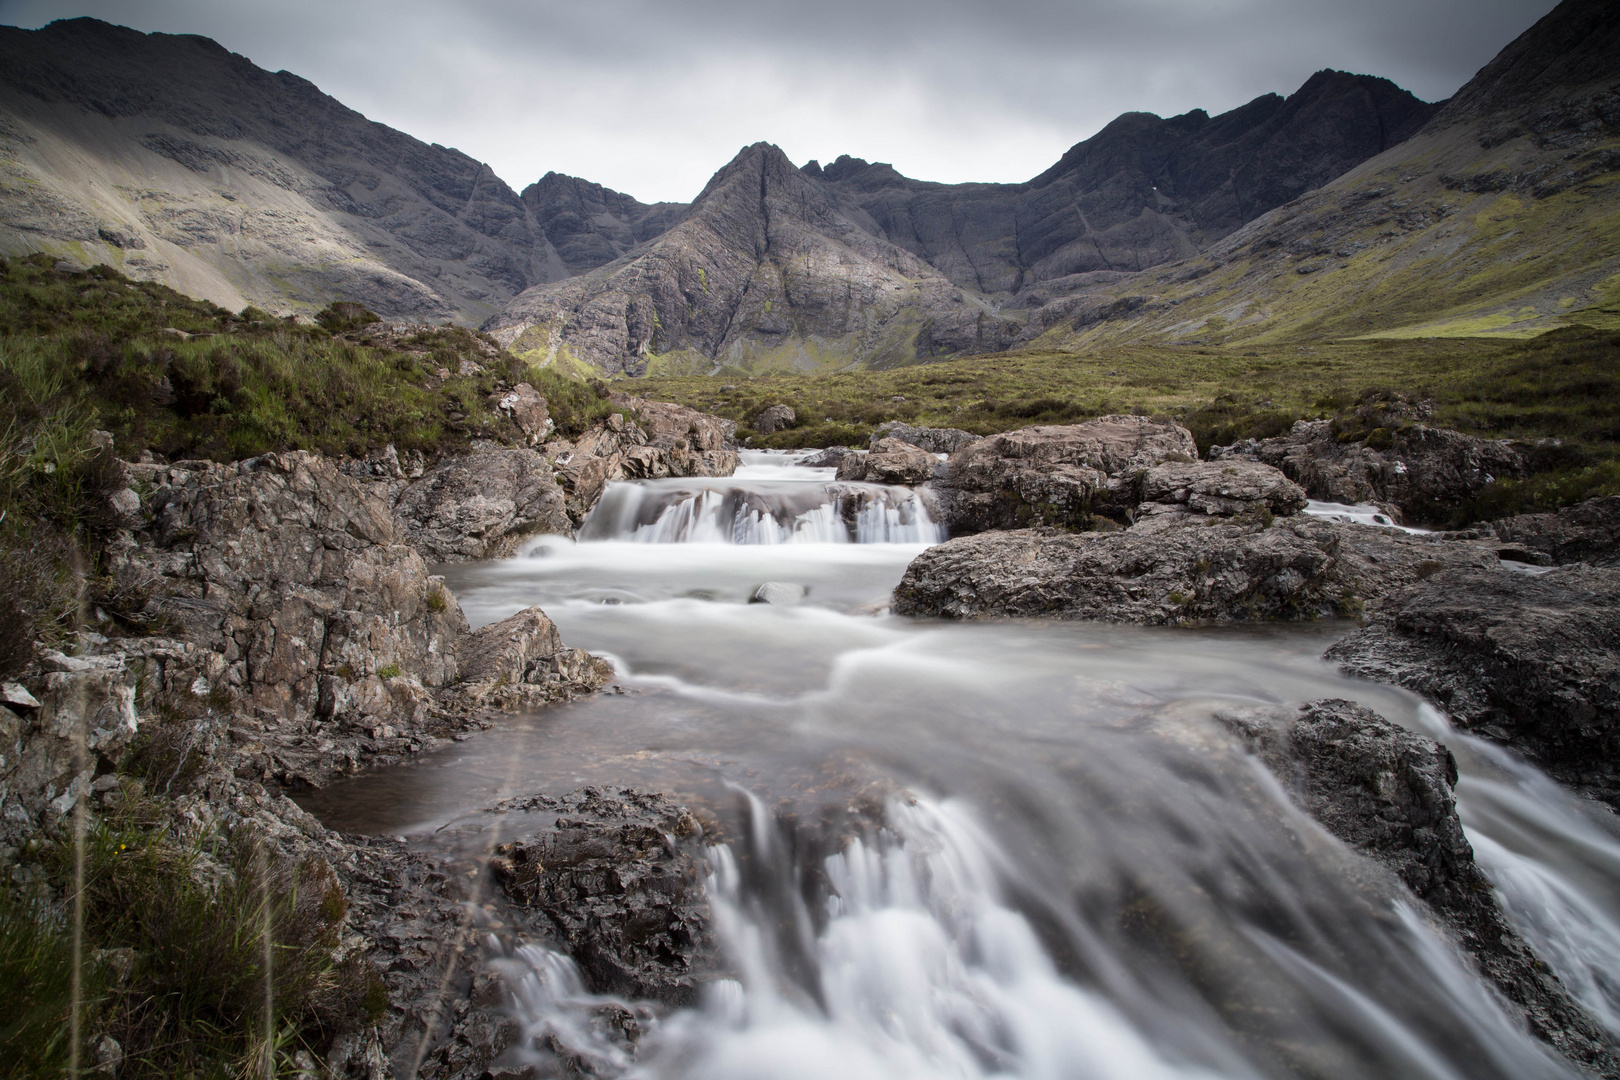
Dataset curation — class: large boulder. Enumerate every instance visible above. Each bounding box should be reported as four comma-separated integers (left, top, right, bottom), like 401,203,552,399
488,382,553,445
1213,419,1526,523
836,437,936,484
754,403,797,434
112,454,467,739
1482,495,1620,567
1138,460,1308,519
869,421,979,455
1219,699,1616,1070
394,447,571,561
934,415,1199,534
892,516,1501,623
1325,565,1620,809
491,788,713,1005
452,607,611,711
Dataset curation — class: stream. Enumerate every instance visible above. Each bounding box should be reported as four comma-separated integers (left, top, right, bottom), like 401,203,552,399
306,450,1620,1079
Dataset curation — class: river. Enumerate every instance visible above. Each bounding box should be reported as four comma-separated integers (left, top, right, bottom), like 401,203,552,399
305,450,1620,1080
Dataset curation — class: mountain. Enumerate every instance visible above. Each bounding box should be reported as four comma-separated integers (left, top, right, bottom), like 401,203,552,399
486,143,1022,374
1033,0,1620,345
0,18,570,322
809,70,1438,297
490,73,1439,373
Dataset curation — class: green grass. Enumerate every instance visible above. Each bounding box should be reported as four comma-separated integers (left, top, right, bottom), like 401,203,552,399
0,790,378,1079
0,254,618,462
634,326,1620,520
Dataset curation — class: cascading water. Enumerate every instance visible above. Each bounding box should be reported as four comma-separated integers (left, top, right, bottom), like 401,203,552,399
578,450,943,545
303,449,1620,1079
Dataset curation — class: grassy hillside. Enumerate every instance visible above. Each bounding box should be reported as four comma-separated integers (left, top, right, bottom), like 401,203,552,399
637,326,1620,520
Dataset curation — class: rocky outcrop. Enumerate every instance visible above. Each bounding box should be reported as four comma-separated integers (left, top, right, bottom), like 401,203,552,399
1219,699,1618,1071
394,448,571,562
94,451,608,787
1137,459,1308,519
451,607,612,712
1482,495,1620,566
1325,565,1620,809
548,399,739,526
931,415,1199,534
893,515,1501,623
754,404,797,434
1212,419,1527,523
836,437,937,484
869,421,980,455
491,788,713,1005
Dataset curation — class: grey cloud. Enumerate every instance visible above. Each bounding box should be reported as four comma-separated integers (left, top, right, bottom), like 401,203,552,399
2,0,1559,201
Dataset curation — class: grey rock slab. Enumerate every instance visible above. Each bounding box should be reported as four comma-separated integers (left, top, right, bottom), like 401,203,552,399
394,447,570,562
1325,564,1620,809
1220,698,1618,1073
893,516,1502,623
869,421,980,455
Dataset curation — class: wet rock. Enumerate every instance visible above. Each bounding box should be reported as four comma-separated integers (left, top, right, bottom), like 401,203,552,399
394,448,571,562
933,415,1198,534
452,607,612,711
837,437,937,485
1213,419,1526,523
869,421,979,455
548,399,739,526
491,788,713,1005
893,516,1501,623
754,404,797,434
1219,698,1618,1072
750,582,807,606
800,445,856,469
1483,495,1620,567
1138,460,1307,518
1325,565,1620,809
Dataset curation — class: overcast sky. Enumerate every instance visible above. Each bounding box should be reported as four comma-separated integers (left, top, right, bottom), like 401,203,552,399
0,0,1559,203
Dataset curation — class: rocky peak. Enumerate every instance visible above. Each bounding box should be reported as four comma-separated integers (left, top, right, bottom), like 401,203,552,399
1428,0,1618,142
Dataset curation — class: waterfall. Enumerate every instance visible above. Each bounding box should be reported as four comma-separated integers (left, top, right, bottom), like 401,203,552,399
580,479,943,545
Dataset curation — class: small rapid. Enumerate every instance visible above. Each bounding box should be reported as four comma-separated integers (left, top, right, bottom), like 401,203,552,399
303,450,1620,1080
579,451,942,545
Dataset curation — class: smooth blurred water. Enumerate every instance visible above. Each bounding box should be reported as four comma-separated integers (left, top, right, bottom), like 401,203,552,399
305,454,1620,1079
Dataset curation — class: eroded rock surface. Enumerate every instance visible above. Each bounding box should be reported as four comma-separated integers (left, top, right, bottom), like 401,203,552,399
934,414,1199,534
1213,419,1526,523
395,448,571,562
1138,459,1308,519
452,607,612,712
1483,495,1620,567
893,516,1501,623
869,421,979,455
838,437,937,484
491,788,713,1005
1326,565,1620,808
1219,699,1618,1071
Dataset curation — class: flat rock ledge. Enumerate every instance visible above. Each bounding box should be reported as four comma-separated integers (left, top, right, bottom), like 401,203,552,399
893,516,1501,624
1325,565,1620,810
1220,699,1618,1073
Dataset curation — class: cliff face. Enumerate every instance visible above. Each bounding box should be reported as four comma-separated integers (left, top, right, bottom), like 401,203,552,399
486,142,1021,374
0,18,563,322
816,69,1439,298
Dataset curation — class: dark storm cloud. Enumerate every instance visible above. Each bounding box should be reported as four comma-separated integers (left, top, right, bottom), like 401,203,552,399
0,0,1559,202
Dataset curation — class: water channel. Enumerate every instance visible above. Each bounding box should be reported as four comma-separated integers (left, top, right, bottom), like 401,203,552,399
307,450,1620,1079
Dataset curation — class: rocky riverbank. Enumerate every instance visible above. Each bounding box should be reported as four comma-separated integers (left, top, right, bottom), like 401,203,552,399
0,392,739,1076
